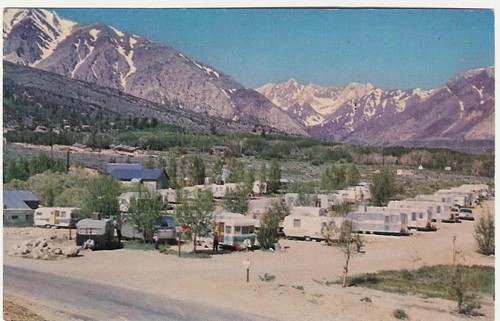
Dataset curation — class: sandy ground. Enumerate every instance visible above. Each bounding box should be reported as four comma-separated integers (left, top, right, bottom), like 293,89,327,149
3,200,495,321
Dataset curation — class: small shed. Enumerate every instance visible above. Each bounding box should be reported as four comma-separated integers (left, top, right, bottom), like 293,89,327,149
3,190,40,227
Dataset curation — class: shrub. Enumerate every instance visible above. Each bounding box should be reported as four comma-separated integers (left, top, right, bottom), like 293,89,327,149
393,309,408,320
474,211,495,255
258,273,276,282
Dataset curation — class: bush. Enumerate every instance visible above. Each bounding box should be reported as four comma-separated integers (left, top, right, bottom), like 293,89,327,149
393,309,408,320
474,211,495,255
258,273,276,282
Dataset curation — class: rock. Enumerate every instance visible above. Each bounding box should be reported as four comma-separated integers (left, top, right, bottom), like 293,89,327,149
63,246,80,257
53,248,63,255
50,235,57,239
19,246,31,255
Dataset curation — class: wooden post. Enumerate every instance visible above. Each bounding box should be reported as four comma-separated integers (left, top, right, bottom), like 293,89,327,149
246,268,249,283
178,232,182,257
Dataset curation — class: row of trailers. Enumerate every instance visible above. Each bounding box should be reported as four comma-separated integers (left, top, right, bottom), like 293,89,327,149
282,184,491,241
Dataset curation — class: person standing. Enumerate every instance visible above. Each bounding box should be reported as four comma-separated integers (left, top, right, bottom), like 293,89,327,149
213,232,219,252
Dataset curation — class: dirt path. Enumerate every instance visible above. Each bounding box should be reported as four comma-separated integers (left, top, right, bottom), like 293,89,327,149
3,200,495,321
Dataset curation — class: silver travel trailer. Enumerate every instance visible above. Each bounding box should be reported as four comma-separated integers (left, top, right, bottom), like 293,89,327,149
361,206,433,231
387,200,446,223
347,211,409,235
434,190,471,208
76,218,115,250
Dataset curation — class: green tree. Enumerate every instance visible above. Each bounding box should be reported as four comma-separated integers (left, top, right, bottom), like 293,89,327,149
189,155,206,186
258,162,267,194
223,186,250,214
4,160,19,183
268,160,282,194
370,168,396,206
243,168,255,194
129,187,165,242
211,158,224,185
227,159,245,183
346,164,361,187
145,157,156,169
81,175,121,219
174,189,215,252
166,155,179,189
257,201,290,249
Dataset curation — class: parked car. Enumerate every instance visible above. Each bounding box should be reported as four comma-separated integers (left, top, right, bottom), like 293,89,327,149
458,208,474,221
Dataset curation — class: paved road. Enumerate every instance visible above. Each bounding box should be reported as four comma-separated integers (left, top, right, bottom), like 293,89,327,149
4,265,275,321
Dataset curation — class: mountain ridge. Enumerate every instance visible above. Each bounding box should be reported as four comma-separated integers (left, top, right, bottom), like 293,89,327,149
3,8,308,137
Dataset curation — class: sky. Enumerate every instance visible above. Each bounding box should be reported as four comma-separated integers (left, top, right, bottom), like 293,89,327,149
51,8,495,90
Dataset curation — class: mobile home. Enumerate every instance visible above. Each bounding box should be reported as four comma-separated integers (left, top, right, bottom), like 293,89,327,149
34,207,80,228
347,211,409,235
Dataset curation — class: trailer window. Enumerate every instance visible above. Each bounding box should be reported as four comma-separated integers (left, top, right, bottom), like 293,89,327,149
384,216,390,224
36,212,42,216
11,215,18,220
412,212,416,221
437,206,441,213
293,219,301,228
61,211,66,218
234,226,241,234
54,210,60,217
419,213,424,219
242,226,253,234
225,226,231,234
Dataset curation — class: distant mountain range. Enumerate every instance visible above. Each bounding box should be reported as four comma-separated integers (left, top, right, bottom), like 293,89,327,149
3,8,495,154
256,67,495,153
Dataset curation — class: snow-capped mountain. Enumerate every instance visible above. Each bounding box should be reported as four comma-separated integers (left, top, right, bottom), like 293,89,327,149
257,67,494,153
3,8,307,136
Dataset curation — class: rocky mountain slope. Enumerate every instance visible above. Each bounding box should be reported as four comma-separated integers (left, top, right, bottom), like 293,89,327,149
3,61,287,136
3,8,307,136
257,67,495,154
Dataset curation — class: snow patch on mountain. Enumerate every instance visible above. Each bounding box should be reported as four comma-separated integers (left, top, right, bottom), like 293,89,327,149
305,115,325,126
117,44,136,89
89,29,100,41
71,39,94,78
110,26,124,37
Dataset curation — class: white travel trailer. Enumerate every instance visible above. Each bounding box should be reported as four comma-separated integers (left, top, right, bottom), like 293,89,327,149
249,197,283,219
458,184,490,198
337,189,357,204
282,214,344,241
347,211,409,235
317,194,345,210
252,180,267,195
34,207,80,228
290,206,327,217
210,183,242,199
361,206,432,231
159,188,177,203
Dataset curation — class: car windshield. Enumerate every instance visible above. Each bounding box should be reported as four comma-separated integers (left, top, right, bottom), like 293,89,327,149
157,216,175,228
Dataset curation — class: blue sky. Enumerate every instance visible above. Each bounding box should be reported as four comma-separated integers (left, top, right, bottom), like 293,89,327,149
52,8,494,90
